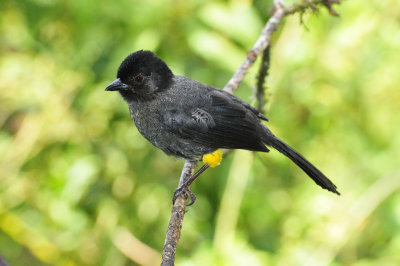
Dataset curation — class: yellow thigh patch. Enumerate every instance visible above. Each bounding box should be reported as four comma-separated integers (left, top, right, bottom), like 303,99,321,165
202,149,223,167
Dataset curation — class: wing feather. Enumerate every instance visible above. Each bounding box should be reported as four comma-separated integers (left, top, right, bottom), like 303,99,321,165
157,91,269,152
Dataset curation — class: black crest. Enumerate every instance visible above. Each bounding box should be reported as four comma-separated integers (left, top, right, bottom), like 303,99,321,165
117,50,173,86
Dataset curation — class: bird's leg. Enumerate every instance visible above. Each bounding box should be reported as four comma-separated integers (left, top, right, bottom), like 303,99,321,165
173,150,223,206
173,164,209,206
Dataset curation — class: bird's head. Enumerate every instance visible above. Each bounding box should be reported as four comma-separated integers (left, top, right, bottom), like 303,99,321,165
105,50,173,101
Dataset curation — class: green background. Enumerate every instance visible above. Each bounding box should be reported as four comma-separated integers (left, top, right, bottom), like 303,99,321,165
1,0,400,265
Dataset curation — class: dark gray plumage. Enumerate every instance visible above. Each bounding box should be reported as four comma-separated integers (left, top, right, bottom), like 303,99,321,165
106,50,339,195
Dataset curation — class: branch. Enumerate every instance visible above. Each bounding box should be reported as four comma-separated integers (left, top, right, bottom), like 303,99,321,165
161,160,197,265
160,4,286,263
161,0,341,265
223,2,286,93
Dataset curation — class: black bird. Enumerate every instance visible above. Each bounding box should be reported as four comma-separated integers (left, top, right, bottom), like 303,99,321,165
106,50,339,196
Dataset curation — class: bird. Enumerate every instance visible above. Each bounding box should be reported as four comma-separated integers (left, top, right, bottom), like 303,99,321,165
105,50,340,201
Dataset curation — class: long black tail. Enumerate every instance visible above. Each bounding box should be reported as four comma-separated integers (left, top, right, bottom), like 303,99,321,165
266,135,340,195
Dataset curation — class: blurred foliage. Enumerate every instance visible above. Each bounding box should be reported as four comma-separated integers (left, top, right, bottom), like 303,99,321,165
1,0,400,265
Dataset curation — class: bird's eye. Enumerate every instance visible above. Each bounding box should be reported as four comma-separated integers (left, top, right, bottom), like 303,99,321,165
135,75,144,83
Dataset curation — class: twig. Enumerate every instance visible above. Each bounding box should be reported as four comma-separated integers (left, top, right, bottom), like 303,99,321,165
285,0,340,16
256,45,271,112
161,0,341,265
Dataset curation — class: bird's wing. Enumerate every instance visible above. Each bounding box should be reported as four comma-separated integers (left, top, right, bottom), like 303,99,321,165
157,106,215,138
157,90,269,152
218,90,269,122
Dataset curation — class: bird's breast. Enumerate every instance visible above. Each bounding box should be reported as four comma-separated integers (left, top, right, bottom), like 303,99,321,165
128,102,166,148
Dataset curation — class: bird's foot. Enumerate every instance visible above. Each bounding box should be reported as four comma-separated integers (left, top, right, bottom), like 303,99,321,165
172,156,219,207
173,185,197,206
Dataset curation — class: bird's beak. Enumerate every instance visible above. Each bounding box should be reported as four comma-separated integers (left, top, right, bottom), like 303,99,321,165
105,78,129,91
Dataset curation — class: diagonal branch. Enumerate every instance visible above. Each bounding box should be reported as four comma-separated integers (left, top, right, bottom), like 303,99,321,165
161,0,340,265
160,3,285,264
223,2,286,93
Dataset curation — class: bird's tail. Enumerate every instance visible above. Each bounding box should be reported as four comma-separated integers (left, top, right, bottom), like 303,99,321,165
265,134,340,195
